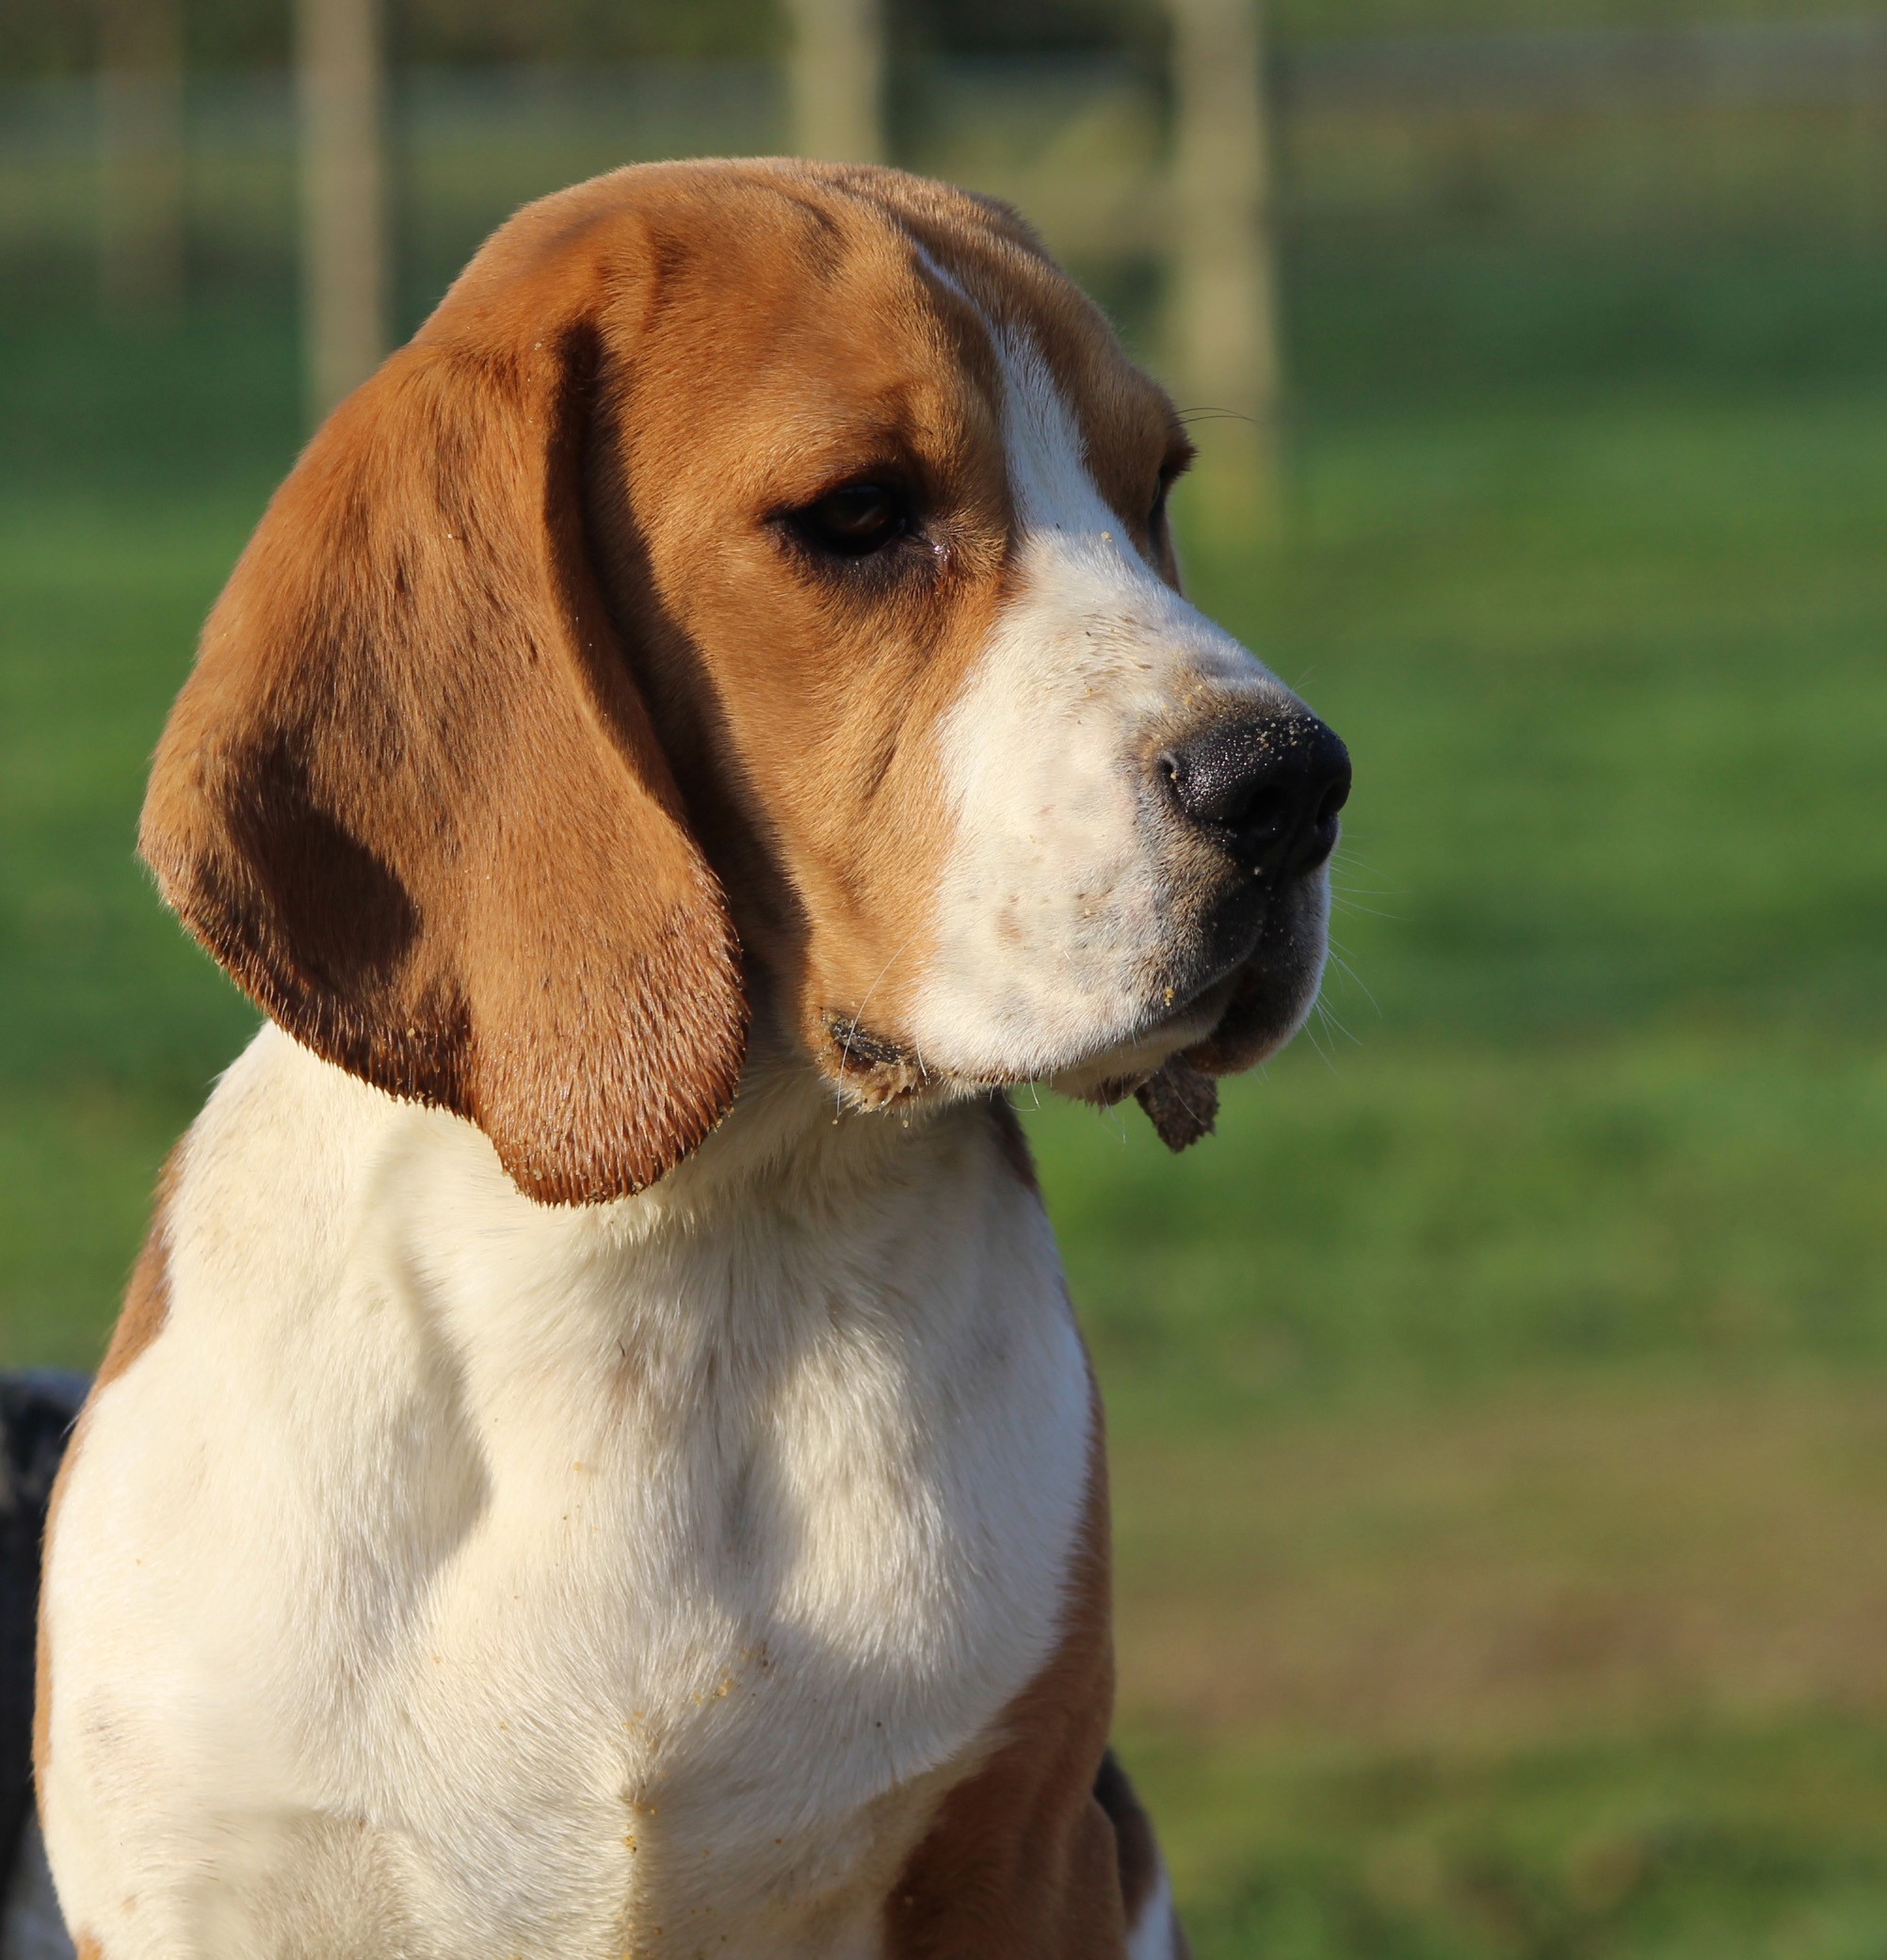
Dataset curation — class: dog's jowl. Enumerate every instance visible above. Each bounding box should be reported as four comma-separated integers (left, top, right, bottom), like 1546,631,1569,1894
32,162,1347,1960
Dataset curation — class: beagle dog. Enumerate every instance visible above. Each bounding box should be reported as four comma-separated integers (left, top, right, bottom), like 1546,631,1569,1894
34,160,1348,1959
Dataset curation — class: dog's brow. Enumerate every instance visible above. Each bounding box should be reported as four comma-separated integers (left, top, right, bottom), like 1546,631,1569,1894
989,327,1111,534
912,239,976,313
910,242,1105,538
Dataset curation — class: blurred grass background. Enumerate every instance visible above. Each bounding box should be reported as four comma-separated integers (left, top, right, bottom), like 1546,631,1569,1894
5,2,1887,1952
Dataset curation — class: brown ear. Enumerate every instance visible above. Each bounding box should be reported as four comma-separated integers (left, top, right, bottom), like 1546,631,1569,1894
140,264,747,1205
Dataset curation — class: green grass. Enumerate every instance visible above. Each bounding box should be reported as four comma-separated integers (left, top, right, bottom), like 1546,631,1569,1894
1106,1375,1887,1951
1137,1718,1887,1960
4,236,1887,1952
1042,1036,1887,1429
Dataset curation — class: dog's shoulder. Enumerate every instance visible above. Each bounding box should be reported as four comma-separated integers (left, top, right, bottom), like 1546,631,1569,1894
40,1040,1103,1956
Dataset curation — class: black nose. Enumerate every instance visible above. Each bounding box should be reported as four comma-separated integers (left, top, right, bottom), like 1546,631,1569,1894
1162,712,1351,877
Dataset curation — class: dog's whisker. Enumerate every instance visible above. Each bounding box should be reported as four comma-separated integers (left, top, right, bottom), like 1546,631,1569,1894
1301,1018,1341,1074
1331,847,1405,890
1331,897,1405,923
1327,868,1404,895
1324,952,1381,1019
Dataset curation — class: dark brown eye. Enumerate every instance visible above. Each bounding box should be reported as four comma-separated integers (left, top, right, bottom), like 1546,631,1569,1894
1152,445,1193,533
797,482,910,557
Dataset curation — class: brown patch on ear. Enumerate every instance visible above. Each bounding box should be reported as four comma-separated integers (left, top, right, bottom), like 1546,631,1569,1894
885,1419,1131,1956
141,226,746,1205
35,1149,181,1807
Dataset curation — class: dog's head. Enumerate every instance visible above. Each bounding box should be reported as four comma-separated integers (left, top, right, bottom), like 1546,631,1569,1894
142,161,1348,1204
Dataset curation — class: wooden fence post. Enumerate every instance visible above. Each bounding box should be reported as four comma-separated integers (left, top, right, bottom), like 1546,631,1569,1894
97,0,185,315
296,0,390,426
1167,0,1283,537
785,0,887,164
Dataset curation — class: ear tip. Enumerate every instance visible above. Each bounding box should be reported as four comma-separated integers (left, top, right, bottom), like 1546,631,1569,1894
492,1018,750,1208
136,788,182,897
485,960,750,1206
142,779,754,1211
135,812,251,993
138,749,233,938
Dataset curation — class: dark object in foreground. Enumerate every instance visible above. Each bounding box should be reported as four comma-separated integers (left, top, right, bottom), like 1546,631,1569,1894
1137,1056,1220,1151
0,1374,88,1894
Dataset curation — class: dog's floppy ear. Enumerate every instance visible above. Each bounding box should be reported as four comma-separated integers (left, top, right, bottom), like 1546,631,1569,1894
140,251,747,1205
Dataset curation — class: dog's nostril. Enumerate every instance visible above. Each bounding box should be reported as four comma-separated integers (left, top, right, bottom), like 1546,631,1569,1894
1231,785,1284,834
1164,712,1350,877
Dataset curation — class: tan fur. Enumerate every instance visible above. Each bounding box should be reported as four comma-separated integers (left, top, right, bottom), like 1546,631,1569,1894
884,1420,1125,1955
45,160,1238,1956
139,160,1192,1204
138,199,746,1206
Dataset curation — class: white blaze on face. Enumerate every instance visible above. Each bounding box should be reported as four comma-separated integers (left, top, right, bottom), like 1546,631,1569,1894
909,319,1281,1084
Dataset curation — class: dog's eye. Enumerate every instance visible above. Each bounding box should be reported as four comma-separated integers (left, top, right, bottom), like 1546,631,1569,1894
1150,445,1193,535
797,483,910,557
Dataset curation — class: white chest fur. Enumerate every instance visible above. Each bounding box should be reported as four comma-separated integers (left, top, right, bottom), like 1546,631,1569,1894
40,1029,1093,1960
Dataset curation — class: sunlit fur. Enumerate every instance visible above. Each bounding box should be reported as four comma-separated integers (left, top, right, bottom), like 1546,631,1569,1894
42,1030,1091,1958
29,157,1351,1959
912,319,1319,1089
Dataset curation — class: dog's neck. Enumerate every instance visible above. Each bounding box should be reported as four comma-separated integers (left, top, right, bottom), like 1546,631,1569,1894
640,1030,1008,1219
674,1041,930,1195
52,1020,1097,1960
194,1027,1041,1414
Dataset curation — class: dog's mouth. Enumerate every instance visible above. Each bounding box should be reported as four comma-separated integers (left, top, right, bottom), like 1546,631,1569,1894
818,963,1229,1117
820,1013,937,1109
818,862,1331,1133
1036,980,1236,1154
1047,870,1333,1147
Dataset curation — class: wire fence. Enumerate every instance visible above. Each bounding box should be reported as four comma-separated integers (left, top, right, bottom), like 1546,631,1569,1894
3,13,1881,532
5,22,1879,299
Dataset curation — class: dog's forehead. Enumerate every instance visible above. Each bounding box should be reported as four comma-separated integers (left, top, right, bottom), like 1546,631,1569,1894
427,161,1177,515
602,164,1179,499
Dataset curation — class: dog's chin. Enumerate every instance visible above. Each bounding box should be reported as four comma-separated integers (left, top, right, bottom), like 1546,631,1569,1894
1176,950,1325,1079
1047,904,1331,1113
817,876,1330,1125
1043,988,1231,1108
